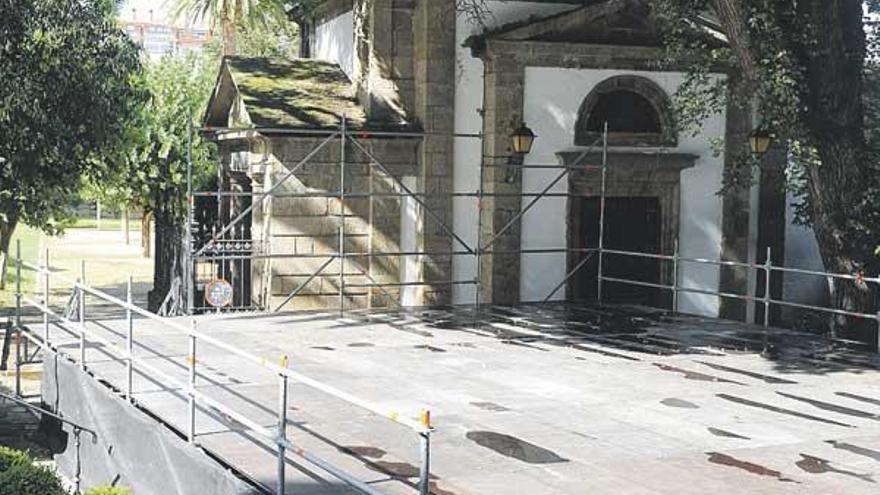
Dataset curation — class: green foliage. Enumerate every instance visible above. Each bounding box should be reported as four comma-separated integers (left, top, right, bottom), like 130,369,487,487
654,0,880,274
236,16,299,59
0,462,66,495
0,446,32,472
0,0,144,245
90,52,217,221
85,485,133,495
172,0,286,28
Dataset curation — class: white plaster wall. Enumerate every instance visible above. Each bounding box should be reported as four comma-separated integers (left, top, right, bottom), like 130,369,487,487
314,10,355,79
782,191,829,312
452,1,578,304
521,68,727,317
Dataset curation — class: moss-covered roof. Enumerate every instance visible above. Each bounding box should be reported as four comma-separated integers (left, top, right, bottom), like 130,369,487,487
225,56,367,129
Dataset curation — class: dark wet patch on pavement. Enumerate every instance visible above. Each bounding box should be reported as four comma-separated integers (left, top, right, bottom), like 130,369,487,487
470,401,511,412
414,345,447,353
347,342,375,348
836,391,880,407
776,391,880,420
567,343,641,361
795,453,874,483
707,427,750,440
696,361,798,384
661,398,699,409
428,481,458,495
500,340,550,351
449,342,477,348
338,445,386,459
466,431,568,464
366,461,434,480
717,394,854,428
311,346,335,351
653,363,745,385
707,452,798,483
207,405,250,431
826,440,880,462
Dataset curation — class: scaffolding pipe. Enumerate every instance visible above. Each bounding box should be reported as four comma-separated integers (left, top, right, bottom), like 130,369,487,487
194,132,340,258
186,121,195,314
597,122,608,304
42,248,49,347
194,247,599,262
79,260,86,369
339,116,347,316
347,133,477,256
126,275,134,402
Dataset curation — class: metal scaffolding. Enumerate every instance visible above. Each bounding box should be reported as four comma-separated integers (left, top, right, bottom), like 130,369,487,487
182,117,615,315
178,116,880,351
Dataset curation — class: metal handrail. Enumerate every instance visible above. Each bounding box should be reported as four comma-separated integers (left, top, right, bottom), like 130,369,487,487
15,254,433,495
0,391,97,440
19,260,429,433
596,244,880,347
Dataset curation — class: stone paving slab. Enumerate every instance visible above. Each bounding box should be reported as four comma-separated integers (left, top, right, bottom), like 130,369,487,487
23,303,880,494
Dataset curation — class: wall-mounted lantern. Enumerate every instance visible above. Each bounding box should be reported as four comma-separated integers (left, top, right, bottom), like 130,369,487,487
749,127,773,157
506,123,537,183
511,123,537,155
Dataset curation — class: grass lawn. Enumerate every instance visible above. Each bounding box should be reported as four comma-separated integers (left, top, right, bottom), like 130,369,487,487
0,223,153,315
65,216,141,231
0,225,42,311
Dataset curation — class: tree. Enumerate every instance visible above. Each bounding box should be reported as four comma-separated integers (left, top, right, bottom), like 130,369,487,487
171,0,288,56
652,0,880,335
0,0,144,288
91,53,217,309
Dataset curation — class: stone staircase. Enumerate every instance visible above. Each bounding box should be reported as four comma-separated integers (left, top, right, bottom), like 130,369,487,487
0,395,42,452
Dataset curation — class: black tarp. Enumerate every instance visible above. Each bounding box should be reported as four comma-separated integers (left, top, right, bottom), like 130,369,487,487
42,355,259,495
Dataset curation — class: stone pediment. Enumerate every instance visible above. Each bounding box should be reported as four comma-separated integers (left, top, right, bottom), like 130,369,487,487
466,0,660,49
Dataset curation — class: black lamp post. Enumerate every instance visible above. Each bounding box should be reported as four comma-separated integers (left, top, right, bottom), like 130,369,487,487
749,127,773,156
506,123,537,183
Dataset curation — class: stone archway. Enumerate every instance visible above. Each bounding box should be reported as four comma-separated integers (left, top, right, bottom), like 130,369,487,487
575,75,677,147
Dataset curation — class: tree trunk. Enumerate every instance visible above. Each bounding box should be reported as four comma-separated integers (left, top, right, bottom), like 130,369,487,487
709,0,875,340
0,216,19,290
141,211,152,259
221,17,236,56
123,207,130,245
807,138,876,341
148,208,184,312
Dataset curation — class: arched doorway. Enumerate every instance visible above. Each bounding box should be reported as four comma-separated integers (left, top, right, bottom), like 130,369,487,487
565,75,694,308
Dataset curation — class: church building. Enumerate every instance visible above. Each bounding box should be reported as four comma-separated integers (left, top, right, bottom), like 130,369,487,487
203,0,811,322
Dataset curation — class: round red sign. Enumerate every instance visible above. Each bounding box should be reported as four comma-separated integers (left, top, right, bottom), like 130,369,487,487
205,279,234,308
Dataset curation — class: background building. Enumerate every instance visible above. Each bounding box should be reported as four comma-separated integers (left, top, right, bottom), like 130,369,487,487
119,0,212,58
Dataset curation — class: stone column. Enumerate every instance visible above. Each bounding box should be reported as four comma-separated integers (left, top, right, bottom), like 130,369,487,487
479,45,525,305
718,84,753,320
755,146,787,325
413,0,455,305
355,0,415,122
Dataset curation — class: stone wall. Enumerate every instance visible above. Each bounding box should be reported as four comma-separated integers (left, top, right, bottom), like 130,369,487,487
242,133,420,311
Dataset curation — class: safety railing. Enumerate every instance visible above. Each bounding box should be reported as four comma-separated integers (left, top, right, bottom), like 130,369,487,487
595,242,880,348
12,240,434,495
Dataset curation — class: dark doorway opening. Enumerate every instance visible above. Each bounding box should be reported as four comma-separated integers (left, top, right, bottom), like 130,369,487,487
570,197,662,306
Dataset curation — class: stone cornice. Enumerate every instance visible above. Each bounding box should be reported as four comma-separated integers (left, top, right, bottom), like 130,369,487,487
479,39,728,73
557,149,698,171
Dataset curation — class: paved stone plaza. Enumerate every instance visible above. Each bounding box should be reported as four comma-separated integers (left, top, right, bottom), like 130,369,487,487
31,304,880,494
